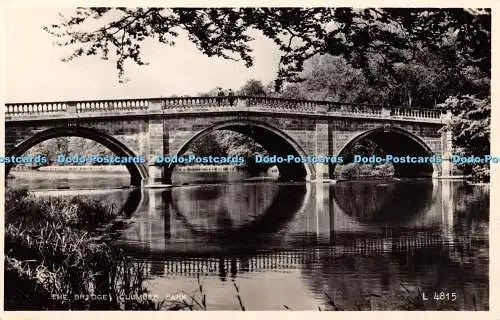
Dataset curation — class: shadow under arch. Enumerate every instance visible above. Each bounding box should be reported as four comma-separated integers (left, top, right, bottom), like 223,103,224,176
170,182,310,254
331,180,434,226
5,126,148,187
120,188,145,217
334,126,441,178
101,188,145,237
165,120,314,183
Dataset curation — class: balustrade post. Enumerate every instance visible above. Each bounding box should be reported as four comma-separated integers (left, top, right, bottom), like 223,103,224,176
439,109,454,178
149,98,162,112
382,107,391,117
244,96,256,108
66,102,77,116
315,103,329,113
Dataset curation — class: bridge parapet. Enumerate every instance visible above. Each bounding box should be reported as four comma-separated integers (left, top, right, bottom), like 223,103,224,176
390,106,442,119
74,99,150,112
330,102,383,117
5,98,151,115
5,96,445,123
6,102,68,115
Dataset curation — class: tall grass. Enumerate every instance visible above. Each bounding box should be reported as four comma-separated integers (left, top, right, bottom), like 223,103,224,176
4,187,164,310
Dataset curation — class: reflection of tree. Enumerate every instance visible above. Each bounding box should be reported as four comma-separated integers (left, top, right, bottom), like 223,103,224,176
453,182,489,226
451,182,489,266
300,245,488,310
332,180,433,225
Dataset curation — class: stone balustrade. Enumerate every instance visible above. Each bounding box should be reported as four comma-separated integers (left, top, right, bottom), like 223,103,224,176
390,106,442,119
6,102,68,114
75,99,150,112
4,96,445,122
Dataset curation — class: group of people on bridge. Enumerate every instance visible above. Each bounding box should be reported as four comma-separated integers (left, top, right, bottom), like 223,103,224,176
217,87,235,106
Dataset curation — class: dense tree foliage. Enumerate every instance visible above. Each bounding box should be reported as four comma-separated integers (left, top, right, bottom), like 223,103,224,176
439,95,491,179
280,52,489,107
45,8,489,86
237,79,267,96
25,137,112,166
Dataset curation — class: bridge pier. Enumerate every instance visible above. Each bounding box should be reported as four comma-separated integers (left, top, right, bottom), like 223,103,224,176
147,165,165,186
146,99,171,187
313,120,330,181
439,111,455,178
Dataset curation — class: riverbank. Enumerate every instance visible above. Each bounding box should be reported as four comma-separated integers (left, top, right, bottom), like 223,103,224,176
12,164,246,172
175,164,242,172
3,188,192,310
12,165,129,172
334,163,394,179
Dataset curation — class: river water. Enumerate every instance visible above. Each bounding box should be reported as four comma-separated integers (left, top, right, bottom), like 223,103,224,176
8,170,489,310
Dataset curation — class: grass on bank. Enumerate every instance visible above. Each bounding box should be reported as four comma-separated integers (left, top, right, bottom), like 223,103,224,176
4,188,255,311
4,187,169,310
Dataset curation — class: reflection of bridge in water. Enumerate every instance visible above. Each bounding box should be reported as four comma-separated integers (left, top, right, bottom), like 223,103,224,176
138,233,459,278
114,179,461,277
34,177,485,310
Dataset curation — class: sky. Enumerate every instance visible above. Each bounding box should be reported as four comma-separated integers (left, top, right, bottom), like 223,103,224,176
5,8,283,103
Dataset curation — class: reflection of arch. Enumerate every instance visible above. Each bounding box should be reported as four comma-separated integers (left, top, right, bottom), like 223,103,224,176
99,189,144,238
121,189,144,217
334,127,440,178
332,180,434,226
170,183,309,254
5,127,148,186
165,120,314,182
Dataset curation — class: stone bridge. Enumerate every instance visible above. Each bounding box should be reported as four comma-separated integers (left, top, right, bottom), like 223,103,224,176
4,96,453,186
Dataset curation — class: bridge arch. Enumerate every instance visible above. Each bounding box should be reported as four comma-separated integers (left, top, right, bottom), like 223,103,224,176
334,126,441,178
165,120,314,182
5,126,149,187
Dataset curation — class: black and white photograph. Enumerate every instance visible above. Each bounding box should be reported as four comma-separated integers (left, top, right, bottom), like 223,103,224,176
2,6,491,311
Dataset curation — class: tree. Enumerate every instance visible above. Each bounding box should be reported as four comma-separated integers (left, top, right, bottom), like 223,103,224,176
187,131,227,157
67,138,111,158
197,87,223,97
218,131,267,159
45,8,490,87
238,79,267,96
24,137,69,165
279,55,378,102
439,95,490,180
280,50,488,108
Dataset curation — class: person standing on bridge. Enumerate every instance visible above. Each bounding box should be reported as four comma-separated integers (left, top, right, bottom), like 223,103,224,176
228,88,235,106
217,87,225,106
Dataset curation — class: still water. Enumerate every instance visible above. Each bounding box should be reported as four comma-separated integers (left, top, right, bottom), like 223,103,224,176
9,170,489,310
